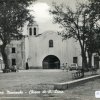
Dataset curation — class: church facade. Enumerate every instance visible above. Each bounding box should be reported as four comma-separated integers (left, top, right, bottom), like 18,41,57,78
23,22,82,69
3,22,99,70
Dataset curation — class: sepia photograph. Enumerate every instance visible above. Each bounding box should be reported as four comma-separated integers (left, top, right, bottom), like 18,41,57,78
0,0,100,100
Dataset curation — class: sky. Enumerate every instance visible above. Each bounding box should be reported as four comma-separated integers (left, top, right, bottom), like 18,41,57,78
29,0,87,33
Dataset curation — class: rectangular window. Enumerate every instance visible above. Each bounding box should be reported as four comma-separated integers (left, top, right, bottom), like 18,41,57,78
12,59,16,65
12,48,16,53
73,57,78,63
49,40,53,48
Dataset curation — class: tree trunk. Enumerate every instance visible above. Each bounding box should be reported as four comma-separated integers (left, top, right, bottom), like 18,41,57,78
81,55,87,76
81,50,88,72
88,52,92,68
78,39,88,72
0,44,9,69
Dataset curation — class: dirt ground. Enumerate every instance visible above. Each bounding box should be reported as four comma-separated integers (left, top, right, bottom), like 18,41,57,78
0,69,99,100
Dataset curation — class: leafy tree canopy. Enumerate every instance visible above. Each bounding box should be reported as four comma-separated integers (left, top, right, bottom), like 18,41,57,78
0,0,36,70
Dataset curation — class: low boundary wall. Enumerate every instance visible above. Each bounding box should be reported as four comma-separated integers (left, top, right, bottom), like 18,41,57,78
54,75,100,90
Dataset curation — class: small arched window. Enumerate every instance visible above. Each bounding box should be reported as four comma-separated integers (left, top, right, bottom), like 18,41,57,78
49,40,53,47
34,28,36,35
29,28,32,35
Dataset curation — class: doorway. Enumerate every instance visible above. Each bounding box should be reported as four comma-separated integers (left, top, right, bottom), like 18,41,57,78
43,55,60,69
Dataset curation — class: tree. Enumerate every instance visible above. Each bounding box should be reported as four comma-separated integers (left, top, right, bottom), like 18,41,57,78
0,0,35,71
95,33,100,56
85,0,100,67
50,1,100,71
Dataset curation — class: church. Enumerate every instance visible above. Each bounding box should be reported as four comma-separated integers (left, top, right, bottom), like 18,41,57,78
1,21,99,70
24,21,83,69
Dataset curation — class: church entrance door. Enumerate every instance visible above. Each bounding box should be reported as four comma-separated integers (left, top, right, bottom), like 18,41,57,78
42,55,60,69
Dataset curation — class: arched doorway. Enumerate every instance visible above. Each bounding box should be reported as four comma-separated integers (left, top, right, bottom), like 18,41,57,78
42,55,60,69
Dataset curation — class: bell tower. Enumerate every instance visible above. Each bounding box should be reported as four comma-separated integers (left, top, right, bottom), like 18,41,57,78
27,21,39,36
26,21,39,68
